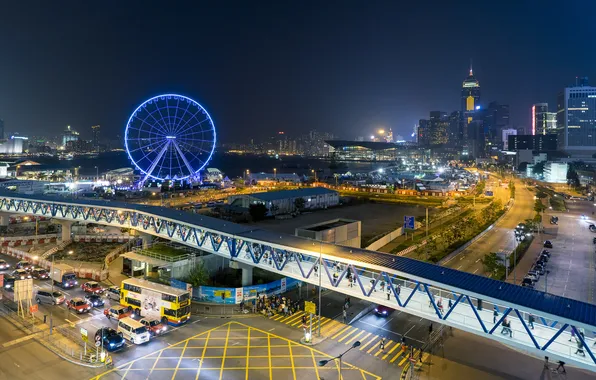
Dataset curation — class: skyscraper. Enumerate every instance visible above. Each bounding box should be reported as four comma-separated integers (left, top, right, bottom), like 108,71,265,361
557,78,596,153
460,64,480,141
62,125,79,146
91,125,101,151
531,103,557,135
428,111,449,145
417,119,430,146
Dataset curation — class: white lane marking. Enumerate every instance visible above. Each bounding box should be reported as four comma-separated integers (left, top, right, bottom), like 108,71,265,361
381,317,394,328
473,269,479,274
268,328,275,331
404,325,416,336
475,258,481,263
457,265,463,270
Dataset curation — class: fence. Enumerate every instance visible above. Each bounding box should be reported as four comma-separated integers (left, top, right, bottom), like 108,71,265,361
0,301,103,367
40,239,72,260
73,234,136,243
365,226,404,251
0,233,60,246
103,239,139,270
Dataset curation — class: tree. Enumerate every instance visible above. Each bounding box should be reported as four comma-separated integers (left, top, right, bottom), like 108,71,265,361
567,166,580,188
294,197,306,212
249,203,268,221
533,161,545,177
481,252,506,279
534,199,547,214
185,261,210,287
475,180,486,196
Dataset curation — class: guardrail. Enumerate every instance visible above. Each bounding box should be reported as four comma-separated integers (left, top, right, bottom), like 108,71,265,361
73,233,136,243
103,239,138,269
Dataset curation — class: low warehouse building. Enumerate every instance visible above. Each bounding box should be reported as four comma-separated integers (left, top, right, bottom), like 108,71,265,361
228,187,339,216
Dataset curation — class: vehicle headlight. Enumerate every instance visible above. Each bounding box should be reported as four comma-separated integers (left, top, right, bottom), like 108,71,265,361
109,343,115,347
382,310,387,314
374,308,378,312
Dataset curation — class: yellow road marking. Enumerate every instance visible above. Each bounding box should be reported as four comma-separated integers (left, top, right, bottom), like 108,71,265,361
398,355,409,366
310,343,322,379
288,340,297,379
337,327,360,343
331,325,352,340
390,347,405,363
374,340,392,357
171,338,189,379
271,314,285,321
268,330,273,379
195,329,212,380
382,342,400,360
359,335,377,351
321,320,342,334
218,323,232,380
366,338,380,354
319,318,333,327
345,330,366,345
278,313,297,323
245,327,250,380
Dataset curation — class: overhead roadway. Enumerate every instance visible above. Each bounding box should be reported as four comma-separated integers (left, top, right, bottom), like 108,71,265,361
0,191,595,371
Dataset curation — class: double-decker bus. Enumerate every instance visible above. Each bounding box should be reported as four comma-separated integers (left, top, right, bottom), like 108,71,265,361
120,278,191,326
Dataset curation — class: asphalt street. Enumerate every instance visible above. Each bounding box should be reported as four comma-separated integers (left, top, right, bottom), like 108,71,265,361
443,179,535,275
531,199,596,303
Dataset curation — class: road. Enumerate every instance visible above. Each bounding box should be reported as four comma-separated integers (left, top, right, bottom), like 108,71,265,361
531,198,596,303
443,179,535,275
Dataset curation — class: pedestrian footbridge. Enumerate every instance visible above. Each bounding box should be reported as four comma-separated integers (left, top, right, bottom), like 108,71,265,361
1,192,596,371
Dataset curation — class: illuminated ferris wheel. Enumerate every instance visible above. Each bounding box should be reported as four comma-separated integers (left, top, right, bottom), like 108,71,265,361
124,94,216,184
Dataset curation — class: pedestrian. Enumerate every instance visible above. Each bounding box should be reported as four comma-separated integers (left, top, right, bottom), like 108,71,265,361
347,297,351,307
343,308,347,324
493,308,498,324
448,298,453,310
428,323,433,335
575,339,585,356
379,337,385,351
302,315,307,324
556,361,566,373
396,284,401,297
370,279,376,292
401,335,407,349
569,328,576,342
387,287,391,301
314,265,318,277
380,280,385,292
528,314,535,330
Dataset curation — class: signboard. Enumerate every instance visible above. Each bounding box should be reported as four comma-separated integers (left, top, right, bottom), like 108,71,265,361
281,278,287,293
485,191,494,197
14,279,33,302
304,300,316,314
29,304,38,313
0,274,3,288
404,216,415,230
80,327,88,342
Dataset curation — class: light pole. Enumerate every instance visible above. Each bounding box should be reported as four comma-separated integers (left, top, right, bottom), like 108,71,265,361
95,166,99,182
273,168,277,179
311,169,317,182
317,242,322,337
319,341,361,379
513,233,517,285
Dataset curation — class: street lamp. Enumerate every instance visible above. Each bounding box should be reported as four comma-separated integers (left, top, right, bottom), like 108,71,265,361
319,341,361,379
273,168,277,180
311,169,317,182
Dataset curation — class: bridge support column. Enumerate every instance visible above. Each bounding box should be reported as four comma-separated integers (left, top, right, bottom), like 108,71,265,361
0,212,9,233
240,262,253,287
56,220,73,241
139,232,153,248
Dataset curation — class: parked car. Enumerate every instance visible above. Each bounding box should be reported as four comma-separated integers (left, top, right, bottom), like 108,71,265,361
36,289,66,305
374,305,394,317
94,327,126,351
85,294,105,308
0,259,10,270
105,286,120,302
15,261,33,271
81,281,104,294
521,278,534,288
11,269,32,280
140,318,167,336
543,240,553,248
104,305,132,320
31,268,49,280
66,297,92,314
540,249,551,258
532,265,546,275
3,276,15,290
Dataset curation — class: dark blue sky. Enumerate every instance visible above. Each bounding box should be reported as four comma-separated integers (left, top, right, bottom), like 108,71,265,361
0,1,594,142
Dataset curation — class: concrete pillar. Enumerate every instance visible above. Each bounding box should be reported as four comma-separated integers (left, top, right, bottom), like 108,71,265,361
0,212,10,233
56,220,73,242
240,263,253,287
139,232,153,248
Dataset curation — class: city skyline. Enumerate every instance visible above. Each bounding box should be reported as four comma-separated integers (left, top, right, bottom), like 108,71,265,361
0,2,594,142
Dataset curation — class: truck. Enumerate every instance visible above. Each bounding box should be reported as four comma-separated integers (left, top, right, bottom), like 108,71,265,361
51,263,78,289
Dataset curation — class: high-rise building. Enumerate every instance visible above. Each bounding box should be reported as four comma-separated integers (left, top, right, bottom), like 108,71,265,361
91,125,100,152
507,134,558,152
428,111,449,145
460,65,481,141
532,103,557,135
502,129,517,150
448,111,460,145
417,119,430,146
62,125,80,146
557,78,596,153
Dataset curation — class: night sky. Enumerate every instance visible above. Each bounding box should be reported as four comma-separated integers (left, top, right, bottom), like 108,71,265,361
0,1,594,142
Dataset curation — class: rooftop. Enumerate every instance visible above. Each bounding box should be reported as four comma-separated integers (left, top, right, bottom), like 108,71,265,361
248,187,337,202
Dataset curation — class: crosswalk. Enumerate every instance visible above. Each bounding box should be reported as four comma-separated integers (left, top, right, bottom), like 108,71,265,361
268,311,419,366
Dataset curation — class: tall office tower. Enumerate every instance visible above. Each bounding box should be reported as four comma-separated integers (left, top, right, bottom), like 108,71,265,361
531,103,557,135
460,64,480,141
91,125,101,152
428,111,449,145
62,125,80,146
557,78,596,153
448,111,460,145
417,119,430,146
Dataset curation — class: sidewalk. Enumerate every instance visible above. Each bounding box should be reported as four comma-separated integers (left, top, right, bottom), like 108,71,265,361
105,256,128,286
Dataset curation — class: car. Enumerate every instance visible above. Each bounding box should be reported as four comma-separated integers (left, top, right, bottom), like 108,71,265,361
540,249,551,257
105,286,120,301
85,294,105,308
11,269,32,280
0,259,10,270
36,289,66,305
66,297,92,313
581,214,588,220
539,253,550,262
532,265,546,275
15,260,33,271
590,224,596,232
94,327,126,351
104,305,132,320
543,240,553,248
521,278,534,288
526,273,539,282
374,305,394,317
81,281,104,294
3,275,15,290
140,318,167,336
31,268,49,280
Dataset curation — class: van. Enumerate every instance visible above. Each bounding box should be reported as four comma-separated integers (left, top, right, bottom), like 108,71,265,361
117,317,151,345
36,289,66,305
